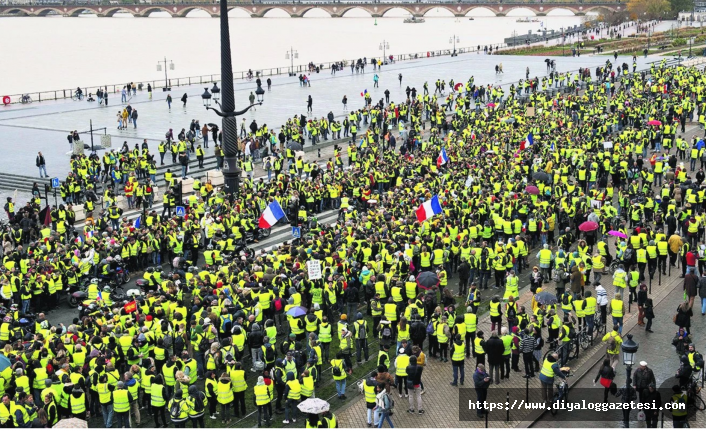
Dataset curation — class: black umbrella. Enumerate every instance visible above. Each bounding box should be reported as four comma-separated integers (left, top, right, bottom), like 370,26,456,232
207,123,219,128
534,290,558,305
532,171,552,184
416,271,439,290
287,142,303,151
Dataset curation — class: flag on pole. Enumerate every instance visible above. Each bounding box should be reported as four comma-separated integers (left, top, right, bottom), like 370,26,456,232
124,300,137,314
258,200,286,229
437,148,449,167
519,132,534,151
415,195,443,222
133,216,141,229
39,205,52,227
96,289,102,302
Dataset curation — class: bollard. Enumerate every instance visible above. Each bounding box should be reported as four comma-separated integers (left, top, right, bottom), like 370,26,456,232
525,375,530,402
660,409,664,428
485,408,488,428
649,277,652,294
506,392,510,422
318,148,321,158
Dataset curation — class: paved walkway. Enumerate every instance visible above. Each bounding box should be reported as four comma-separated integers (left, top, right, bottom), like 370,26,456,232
334,121,706,428
0,51,660,180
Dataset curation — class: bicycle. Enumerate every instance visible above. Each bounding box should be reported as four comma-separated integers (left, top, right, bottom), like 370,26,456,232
593,308,606,336
544,340,579,364
71,91,83,101
20,94,32,104
579,312,605,350
578,324,592,351
686,374,706,412
549,368,572,416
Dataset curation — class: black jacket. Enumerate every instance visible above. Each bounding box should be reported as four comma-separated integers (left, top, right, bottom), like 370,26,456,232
484,336,504,365
410,320,426,341
35,155,45,167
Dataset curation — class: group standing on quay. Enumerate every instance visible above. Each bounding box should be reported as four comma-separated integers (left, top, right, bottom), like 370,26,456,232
3,43,706,429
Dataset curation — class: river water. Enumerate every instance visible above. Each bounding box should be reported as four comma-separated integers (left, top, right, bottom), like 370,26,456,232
0,10,589,94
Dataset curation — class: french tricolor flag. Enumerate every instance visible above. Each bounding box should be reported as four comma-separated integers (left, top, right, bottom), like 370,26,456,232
415,195,443,222
258,200,286,229
519,132,534,151
437,148,449,167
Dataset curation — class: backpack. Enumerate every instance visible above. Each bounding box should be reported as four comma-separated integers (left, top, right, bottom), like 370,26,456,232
192,392,205,412
264,159,272,170
383,393,394,412
623,248,634,262
163,333,173,349
274,298,284,312
173,333,185,352
170,399,182,418
507,306,517,319
221,315,232,333
198,333,211,352
265,347,275,363
381,325,393,339
332,361,343,377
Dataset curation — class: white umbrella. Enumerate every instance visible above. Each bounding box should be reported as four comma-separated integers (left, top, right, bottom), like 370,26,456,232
297,397,330,414
53,418,88,428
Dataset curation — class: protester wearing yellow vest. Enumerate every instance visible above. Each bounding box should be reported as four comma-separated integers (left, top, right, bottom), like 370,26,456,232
113,381,133,428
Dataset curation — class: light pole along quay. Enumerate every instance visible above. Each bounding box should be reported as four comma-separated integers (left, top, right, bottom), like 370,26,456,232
201,0,265,196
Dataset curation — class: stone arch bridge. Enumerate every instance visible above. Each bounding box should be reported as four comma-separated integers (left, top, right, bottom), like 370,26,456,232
0,1,622,17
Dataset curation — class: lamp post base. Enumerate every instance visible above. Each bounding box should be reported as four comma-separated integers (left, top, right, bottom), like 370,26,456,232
222,156,241,196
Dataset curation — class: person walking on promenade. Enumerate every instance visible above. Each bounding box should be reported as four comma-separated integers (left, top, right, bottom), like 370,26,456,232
473,364,490,418
632,361,656,405
36,151,47,178
374,74,379,88
307,95,313,113
374,383,394,428
181,93,188,107
167,94,172,110
642,383,661,428
593,358,615,402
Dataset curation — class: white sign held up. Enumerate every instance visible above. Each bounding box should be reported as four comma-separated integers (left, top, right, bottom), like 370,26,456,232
307,260,322,280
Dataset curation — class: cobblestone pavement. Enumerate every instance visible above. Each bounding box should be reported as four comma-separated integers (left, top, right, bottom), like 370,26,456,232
335,121,706,428
535,270,706,429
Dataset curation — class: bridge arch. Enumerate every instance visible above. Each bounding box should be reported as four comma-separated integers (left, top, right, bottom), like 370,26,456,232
68,8,96,17
503,6,538,16
36,7,63,16
466,7,496,16
301,7,332,17
5,7,30,16
381,6,414,17
227,6,253,17
102,7,137,17
177,6,216,17
582,5,618,15
422,5,456,17
140,6,175,16
257,6,292,17
338,6,373,17
545,6,578,15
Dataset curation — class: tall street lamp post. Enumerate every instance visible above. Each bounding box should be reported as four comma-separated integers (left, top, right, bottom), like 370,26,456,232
201,0,264,196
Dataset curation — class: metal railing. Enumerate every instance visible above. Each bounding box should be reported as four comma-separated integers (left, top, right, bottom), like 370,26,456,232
3,44,511,105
